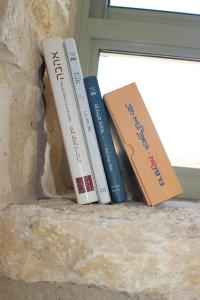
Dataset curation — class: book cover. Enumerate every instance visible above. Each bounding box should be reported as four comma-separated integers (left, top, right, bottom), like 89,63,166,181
42,37,98,205
104,83,183,206
84,76,127,203
64,38,111,204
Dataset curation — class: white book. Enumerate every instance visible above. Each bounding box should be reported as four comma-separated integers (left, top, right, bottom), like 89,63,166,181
64,38,111,204
42,37,98,205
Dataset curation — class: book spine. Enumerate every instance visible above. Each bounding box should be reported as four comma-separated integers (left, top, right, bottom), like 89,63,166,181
42,37,97,205
84,76,127,203
64,38,111,204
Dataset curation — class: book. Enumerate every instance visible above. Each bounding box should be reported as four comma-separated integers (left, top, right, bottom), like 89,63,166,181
84,76,127,203
64,38,111,204
104,83,183,206
42,37,98,205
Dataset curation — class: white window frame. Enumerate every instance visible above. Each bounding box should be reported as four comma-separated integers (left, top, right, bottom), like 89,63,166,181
75,0,200,200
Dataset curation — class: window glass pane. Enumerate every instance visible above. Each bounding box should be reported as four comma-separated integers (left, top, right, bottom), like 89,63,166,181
109,0,200,15
98,52,200,169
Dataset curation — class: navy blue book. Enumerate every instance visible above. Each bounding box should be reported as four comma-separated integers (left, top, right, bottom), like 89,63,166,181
84,76,127,203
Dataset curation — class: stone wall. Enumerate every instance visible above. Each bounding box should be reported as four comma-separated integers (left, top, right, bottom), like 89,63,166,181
0,0,77,210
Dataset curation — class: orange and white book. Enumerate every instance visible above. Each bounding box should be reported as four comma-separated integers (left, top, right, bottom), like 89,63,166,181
104,83,183,206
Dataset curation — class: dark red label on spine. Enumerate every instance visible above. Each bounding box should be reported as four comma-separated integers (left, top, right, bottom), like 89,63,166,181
76,175,94,194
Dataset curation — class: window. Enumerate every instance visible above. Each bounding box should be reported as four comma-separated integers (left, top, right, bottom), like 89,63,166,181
98,52,200,169
109,0,200,15
75,0,200,200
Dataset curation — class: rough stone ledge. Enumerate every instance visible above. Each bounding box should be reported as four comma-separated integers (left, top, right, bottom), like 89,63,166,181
0,198,200,299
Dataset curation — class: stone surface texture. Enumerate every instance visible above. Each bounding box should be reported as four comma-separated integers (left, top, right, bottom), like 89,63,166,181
0,0,77,210
0,0,45,209
0,199,200,299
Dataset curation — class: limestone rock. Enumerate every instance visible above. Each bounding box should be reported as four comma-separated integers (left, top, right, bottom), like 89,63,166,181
24,0,77,40
0,63,46,209
0,0,46,209
0,85,12,203
0,0,40,71
0,199,200,299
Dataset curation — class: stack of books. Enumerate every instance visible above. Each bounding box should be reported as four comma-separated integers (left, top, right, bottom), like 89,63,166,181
42,37,182,206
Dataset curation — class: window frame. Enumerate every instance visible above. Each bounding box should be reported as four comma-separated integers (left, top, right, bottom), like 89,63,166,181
75,0,200,200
